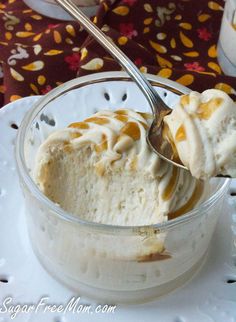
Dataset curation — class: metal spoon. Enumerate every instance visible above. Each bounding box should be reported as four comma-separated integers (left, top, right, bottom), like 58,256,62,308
55,0,231,178
55,0,187,171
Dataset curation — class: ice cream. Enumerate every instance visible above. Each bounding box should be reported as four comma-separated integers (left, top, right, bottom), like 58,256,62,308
34,109,205,226
164,89,236,179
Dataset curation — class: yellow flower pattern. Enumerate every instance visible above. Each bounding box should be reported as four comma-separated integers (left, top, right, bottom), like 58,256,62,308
0,0,235,107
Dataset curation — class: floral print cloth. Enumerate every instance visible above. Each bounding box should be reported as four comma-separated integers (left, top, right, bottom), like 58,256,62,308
0,0,235,108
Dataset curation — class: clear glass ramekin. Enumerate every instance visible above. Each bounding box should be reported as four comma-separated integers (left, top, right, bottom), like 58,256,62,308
15,72,230,304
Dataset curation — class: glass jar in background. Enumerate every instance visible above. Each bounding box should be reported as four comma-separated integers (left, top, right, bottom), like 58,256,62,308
23,0,101,20
217,0,236,76
15,72,230,303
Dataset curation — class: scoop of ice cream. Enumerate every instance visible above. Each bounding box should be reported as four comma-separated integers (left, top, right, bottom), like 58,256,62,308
164,89,236,179
34,109,204,226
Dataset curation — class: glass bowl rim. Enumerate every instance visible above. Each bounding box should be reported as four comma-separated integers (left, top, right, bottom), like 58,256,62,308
15,71,230,235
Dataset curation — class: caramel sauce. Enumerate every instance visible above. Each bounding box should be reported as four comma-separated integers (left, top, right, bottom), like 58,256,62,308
94,163,105,176
115,109,128,115
130,156,138,171
68,122,89,129
137,252,171,262
85,117,109,125
137,112,153,120
180,94,190,106
162,166,179,201
70,132,82,139
196,98,223,120
163,123,180,161
180,95,223,120
63,141,73,153
116,134,125,142
168,181,204,220
114,114,128,122
175,124,187,142
120,122,141,140
140,121,149,129
115,134,133,153
95,134,108,153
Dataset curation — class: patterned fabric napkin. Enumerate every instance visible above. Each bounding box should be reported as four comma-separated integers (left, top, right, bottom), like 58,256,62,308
0,0,235,108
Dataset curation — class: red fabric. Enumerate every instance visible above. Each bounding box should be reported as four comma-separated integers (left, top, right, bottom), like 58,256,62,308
0,0,235,108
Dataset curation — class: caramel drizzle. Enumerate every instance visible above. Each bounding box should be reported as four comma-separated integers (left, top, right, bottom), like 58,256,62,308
114,114,128,122
63,141,73,153
94,163,105,176
115,109,128,115
181,95,223,120
130,156,138,171
175,124,187,142
163,123,180,161
85,117,109,125
137,111,153,120
180,94,190,106
162,166,179,201
137,252,171,262
70,132,82,139
68,122,89,129
140,121,149,129
196,98,223,120
120,122,141,140
116,134,125,142
95,134,108,153
116,110,150,128
168,181,204,220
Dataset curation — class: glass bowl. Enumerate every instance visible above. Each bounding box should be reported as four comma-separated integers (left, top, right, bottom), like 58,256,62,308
217,0,236,76
15,71,230,304
23,0,102,19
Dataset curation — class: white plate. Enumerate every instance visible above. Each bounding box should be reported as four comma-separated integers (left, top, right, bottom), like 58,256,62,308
0,73,236,322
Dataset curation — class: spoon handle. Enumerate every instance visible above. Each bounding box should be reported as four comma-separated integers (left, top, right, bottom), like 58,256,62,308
55,0,169,116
